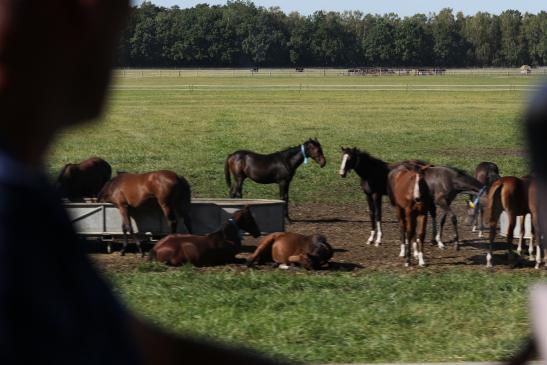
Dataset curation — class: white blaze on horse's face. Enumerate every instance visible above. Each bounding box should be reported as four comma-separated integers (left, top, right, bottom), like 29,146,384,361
413,174,421,200
339,154,349,176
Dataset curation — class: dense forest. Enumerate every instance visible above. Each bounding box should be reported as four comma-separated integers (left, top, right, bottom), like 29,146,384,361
117,1,547,68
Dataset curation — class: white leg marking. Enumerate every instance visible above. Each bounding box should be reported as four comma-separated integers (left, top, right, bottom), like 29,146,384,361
472,225,477,233
486,253,493,268
418,252,426,267
529,240,536,261
413,241,418,257
339,154,349,176
367,230,375,244
279,264,290,270
478,230,484,238
517,241,522,256
536,246,541,268
399,244,406,257
435,233,445,249
375,221,382,246
413,174,421,200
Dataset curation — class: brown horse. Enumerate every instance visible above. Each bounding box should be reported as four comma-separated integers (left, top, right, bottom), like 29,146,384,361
484,176,537,267
149,207,261,266
56,157,112,200
98,170,192,256
225,138,326,221
387,165,431,267
246,232,333,270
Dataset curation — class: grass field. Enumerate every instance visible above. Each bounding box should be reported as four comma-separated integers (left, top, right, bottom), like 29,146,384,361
51,72,547,363
48,73,540,203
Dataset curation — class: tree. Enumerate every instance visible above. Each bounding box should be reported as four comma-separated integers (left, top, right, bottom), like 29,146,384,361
396,14,433,66
498,10,526,66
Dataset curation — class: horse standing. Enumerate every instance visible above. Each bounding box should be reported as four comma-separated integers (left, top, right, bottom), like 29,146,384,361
338,147,426,246
224,138,326,221
388,165,432,267
484,176,537,267
246,232,333,270
56,157,112,200
149,207,261,267
466,162,500,237
98,170,192,256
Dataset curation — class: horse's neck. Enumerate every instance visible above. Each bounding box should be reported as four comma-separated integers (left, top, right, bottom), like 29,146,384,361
355,153,388,180
280,146,304,171
209,223,240,247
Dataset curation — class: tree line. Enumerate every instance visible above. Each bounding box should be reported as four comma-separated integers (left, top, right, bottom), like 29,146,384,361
117,1,547,68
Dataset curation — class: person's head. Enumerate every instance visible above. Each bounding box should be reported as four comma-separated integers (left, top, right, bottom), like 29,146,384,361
0,0,129,164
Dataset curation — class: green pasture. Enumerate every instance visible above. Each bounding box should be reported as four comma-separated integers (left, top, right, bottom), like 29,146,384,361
48,74,541,203
50,73,547,363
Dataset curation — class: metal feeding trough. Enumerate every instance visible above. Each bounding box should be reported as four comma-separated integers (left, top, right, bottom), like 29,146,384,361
499,212,533,239
64,198,285,239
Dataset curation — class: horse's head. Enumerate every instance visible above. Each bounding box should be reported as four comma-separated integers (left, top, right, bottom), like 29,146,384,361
232,205,261,238
309,234,333,267
412,165,430,202
303,138,326,168
97,179,114,202
339,147,360,177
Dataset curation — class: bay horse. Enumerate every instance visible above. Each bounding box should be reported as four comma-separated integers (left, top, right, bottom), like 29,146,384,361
224,138,326,221
98,170,192,256
466,162,500,237
484,176,537,267
338,147,427,246
149,207,261,267
388,165,432,267
246,232,333,270
56,157,112,200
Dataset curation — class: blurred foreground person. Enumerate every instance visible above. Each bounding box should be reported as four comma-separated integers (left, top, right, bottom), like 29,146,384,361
506,85,547,365
0,1,287,364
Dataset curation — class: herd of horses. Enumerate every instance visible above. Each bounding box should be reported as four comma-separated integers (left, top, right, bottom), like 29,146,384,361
56,138,542,269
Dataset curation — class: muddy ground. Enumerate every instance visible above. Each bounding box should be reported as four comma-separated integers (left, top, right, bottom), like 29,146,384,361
90,200,540,273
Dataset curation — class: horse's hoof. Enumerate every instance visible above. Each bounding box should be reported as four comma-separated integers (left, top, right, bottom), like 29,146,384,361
279,264,290,270
454,242,460,251
119,252,125,256
374,243,380,247
535,263,541,270
419,262,426,267
486,263,493,268
404,262,410,267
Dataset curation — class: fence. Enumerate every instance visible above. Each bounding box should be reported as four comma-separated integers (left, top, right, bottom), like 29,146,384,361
114,67,547,79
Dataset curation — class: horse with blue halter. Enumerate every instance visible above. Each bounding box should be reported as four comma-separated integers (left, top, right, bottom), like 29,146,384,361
224,138,326,221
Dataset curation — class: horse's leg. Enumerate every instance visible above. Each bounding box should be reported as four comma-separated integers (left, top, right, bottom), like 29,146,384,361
397,208,406,257
448,207,460,250
404,208,414,267
365,194,376,245
247,234,276,267
119,205,131,256
486,192,503,268
417,213,427,267
373,194,383,246
160,203,177,234
234,175,245,199
437,205,448,249
517,215,525,256
429,204,438,245
279,180,291,223
478,206,485,238
507,213,517,266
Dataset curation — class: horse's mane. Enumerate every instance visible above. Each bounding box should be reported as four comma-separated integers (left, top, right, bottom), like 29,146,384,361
447,166,472,177
347,147,388,166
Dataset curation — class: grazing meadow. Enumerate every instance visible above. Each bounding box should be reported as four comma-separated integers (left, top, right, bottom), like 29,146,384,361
50,71,547,363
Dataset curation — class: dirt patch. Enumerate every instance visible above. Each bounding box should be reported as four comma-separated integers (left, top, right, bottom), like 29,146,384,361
90,201,539,274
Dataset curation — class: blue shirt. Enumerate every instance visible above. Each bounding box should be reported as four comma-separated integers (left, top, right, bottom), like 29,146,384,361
0,151,139,364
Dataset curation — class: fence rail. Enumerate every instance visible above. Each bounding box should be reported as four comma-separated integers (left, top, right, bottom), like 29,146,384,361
114,67,547,78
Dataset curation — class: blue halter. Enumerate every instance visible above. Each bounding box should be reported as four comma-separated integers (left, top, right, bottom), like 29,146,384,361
300,144,309,165
471,186,488,207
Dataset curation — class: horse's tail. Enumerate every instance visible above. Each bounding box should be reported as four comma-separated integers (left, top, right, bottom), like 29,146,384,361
485,180,504,224
224,155,232,189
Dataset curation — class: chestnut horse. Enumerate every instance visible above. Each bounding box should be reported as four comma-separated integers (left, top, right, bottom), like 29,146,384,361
149,207,261,266
224,138,326,221
98,170,192,256
484,176,538,267
387,165,432,267
246,232,333,270
56,157,112,200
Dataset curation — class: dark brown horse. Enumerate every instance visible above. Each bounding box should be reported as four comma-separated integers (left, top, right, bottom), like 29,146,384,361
56,157,112,200
466,161,500,237
246,232,333,270
149,207,261,266
224,138,326,221
387,165,432,267
339,147,427,246
98,170,192,256
484,176,536,267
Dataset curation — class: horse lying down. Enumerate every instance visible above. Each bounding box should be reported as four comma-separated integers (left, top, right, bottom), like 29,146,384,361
246,232,333,270
149,206,261,266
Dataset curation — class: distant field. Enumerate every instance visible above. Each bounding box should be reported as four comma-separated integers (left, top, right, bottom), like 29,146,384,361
48,73,540,203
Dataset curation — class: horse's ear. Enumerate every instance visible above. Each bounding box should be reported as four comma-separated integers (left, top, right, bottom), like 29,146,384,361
242,205,251,212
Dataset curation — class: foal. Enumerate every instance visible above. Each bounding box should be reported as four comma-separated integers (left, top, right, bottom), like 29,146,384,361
246,232,333,270
225,138,326,221
388,165,432,267
98,170,192,256
466,162,500,237
56,157,112,200
149,207,261,267
484,176,537,267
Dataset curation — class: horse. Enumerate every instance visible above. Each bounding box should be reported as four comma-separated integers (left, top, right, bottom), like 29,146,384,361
149,206,261,267
224,138,326,221
338,147,428,246
246,232,333,270
466,162,500,237
98,170,192,256
484,176,537,267
387,165,432,267
56,157,112,200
